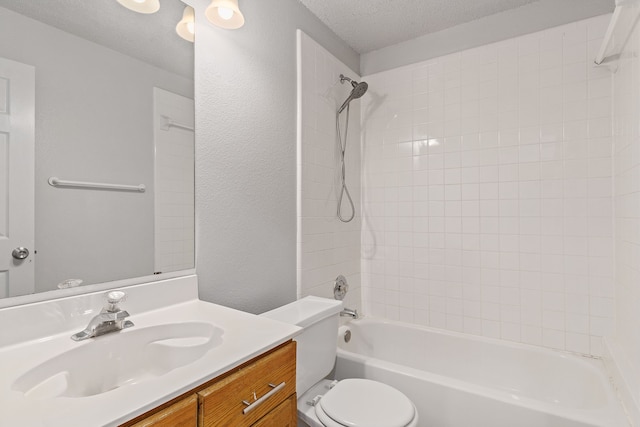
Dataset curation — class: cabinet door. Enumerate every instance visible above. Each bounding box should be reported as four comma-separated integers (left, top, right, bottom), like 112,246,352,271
252,394,297,427
198,341,296,427
131,394,197,427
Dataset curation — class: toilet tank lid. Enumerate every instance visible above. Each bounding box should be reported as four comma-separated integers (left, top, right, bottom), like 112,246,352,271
261,296,343,328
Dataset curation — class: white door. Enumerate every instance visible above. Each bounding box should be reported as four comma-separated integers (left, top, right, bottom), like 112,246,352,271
0,57,35,298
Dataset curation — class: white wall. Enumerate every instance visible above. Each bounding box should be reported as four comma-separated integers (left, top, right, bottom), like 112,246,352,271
297,31,361,311
361,15,614,356
610,1,640,419
192,0,359,313
0,7,193,292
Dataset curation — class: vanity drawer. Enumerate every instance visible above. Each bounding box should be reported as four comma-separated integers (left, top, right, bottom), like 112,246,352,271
131,394,197,427
198,341,296,427
251,393,297,427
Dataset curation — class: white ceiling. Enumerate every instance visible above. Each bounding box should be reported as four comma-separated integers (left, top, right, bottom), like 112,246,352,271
298,0,616,54
0,0,193,78
1,0,616,77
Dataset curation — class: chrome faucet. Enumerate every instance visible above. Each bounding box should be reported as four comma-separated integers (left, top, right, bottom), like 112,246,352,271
340,307,359,319
71,291,134,341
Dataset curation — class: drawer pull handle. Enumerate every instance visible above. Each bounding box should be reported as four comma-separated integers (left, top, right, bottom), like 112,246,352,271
242,382,286,415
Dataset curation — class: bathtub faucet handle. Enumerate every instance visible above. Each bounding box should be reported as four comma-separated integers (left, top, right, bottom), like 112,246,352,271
340,307,358,319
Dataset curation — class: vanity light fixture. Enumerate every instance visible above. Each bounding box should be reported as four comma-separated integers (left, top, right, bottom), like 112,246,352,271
116,0,160,14
176,6,195,42
205,0,245,29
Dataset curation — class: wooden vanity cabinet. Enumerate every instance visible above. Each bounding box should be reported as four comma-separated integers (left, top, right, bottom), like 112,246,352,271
198,339,296,426
120,341,296,427
251,394,297,427
130,394,198,427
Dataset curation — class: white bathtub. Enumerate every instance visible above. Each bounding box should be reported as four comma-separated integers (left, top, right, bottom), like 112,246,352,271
334,318,627,427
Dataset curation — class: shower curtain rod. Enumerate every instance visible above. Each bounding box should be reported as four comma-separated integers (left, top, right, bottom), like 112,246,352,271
594,6,621,65
160,115,194,132
595,0,640,66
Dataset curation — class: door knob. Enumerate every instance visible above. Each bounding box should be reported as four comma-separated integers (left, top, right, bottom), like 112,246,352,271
12,247,29,260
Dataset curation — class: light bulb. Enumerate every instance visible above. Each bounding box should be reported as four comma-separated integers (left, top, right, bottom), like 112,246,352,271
176,5,195,42
117,0,159,14
205,0,245,29
217,7,234,20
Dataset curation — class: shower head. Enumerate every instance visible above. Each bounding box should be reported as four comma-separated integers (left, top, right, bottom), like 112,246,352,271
338,74,368,114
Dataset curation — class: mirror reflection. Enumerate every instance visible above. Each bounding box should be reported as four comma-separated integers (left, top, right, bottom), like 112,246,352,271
0,0,195,299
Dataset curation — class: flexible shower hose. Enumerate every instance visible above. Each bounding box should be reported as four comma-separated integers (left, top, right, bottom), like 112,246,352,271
336,104,355,223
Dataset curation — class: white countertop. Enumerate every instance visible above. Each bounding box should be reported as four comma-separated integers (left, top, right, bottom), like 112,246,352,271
0,275,301,426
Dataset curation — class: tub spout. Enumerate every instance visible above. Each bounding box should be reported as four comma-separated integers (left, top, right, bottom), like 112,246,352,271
340,308,359,319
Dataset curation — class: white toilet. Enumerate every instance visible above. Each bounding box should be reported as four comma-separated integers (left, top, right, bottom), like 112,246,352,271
262,296,418,427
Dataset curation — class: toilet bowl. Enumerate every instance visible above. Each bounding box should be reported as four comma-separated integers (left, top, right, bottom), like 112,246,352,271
298,379,418,427
261,296,418,427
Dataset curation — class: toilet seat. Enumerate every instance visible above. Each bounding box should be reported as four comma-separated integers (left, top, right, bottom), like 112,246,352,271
314,379,417,427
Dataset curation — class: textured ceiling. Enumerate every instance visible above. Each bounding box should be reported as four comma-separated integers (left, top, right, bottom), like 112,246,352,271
298,0,614,54
0,0,193,78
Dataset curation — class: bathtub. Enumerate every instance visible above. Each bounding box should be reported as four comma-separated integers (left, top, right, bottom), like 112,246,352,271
333,318,627,427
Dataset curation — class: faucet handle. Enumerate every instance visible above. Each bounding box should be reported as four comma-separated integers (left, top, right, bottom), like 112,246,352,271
107,290,125,303
105,290,126,312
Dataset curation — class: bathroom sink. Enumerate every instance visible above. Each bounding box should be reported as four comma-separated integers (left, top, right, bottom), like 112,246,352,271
12,321,223,399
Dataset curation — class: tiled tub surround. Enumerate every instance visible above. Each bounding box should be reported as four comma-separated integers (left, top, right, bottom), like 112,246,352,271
361,15,614,356
608,0,640,423
297,30,362,311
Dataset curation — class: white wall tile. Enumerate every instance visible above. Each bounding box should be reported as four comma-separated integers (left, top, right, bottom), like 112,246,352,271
361,17,612,355
298,32,362,309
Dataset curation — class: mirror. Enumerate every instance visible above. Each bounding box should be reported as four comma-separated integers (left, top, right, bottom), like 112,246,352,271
0,0,195,303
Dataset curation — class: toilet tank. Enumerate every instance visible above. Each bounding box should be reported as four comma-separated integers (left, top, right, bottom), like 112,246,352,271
261,296,343,395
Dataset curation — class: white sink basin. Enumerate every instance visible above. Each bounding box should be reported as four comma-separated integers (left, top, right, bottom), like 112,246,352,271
12,321,223,399
0,276,301,427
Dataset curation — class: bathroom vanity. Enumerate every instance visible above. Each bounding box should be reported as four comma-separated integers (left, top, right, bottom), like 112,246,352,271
0,276,300,426
124,340,297,427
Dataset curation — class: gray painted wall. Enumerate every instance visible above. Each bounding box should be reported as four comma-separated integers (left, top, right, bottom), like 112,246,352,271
361,0,615,75
0,7,193,292
192,0,359,314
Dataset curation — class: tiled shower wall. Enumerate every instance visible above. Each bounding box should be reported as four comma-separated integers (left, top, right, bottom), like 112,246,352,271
297,31,361,310
361,15,613,355
154,88,195,275
612,1,640,411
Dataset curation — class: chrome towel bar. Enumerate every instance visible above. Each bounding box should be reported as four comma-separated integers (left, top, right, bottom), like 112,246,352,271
48,177,146,193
